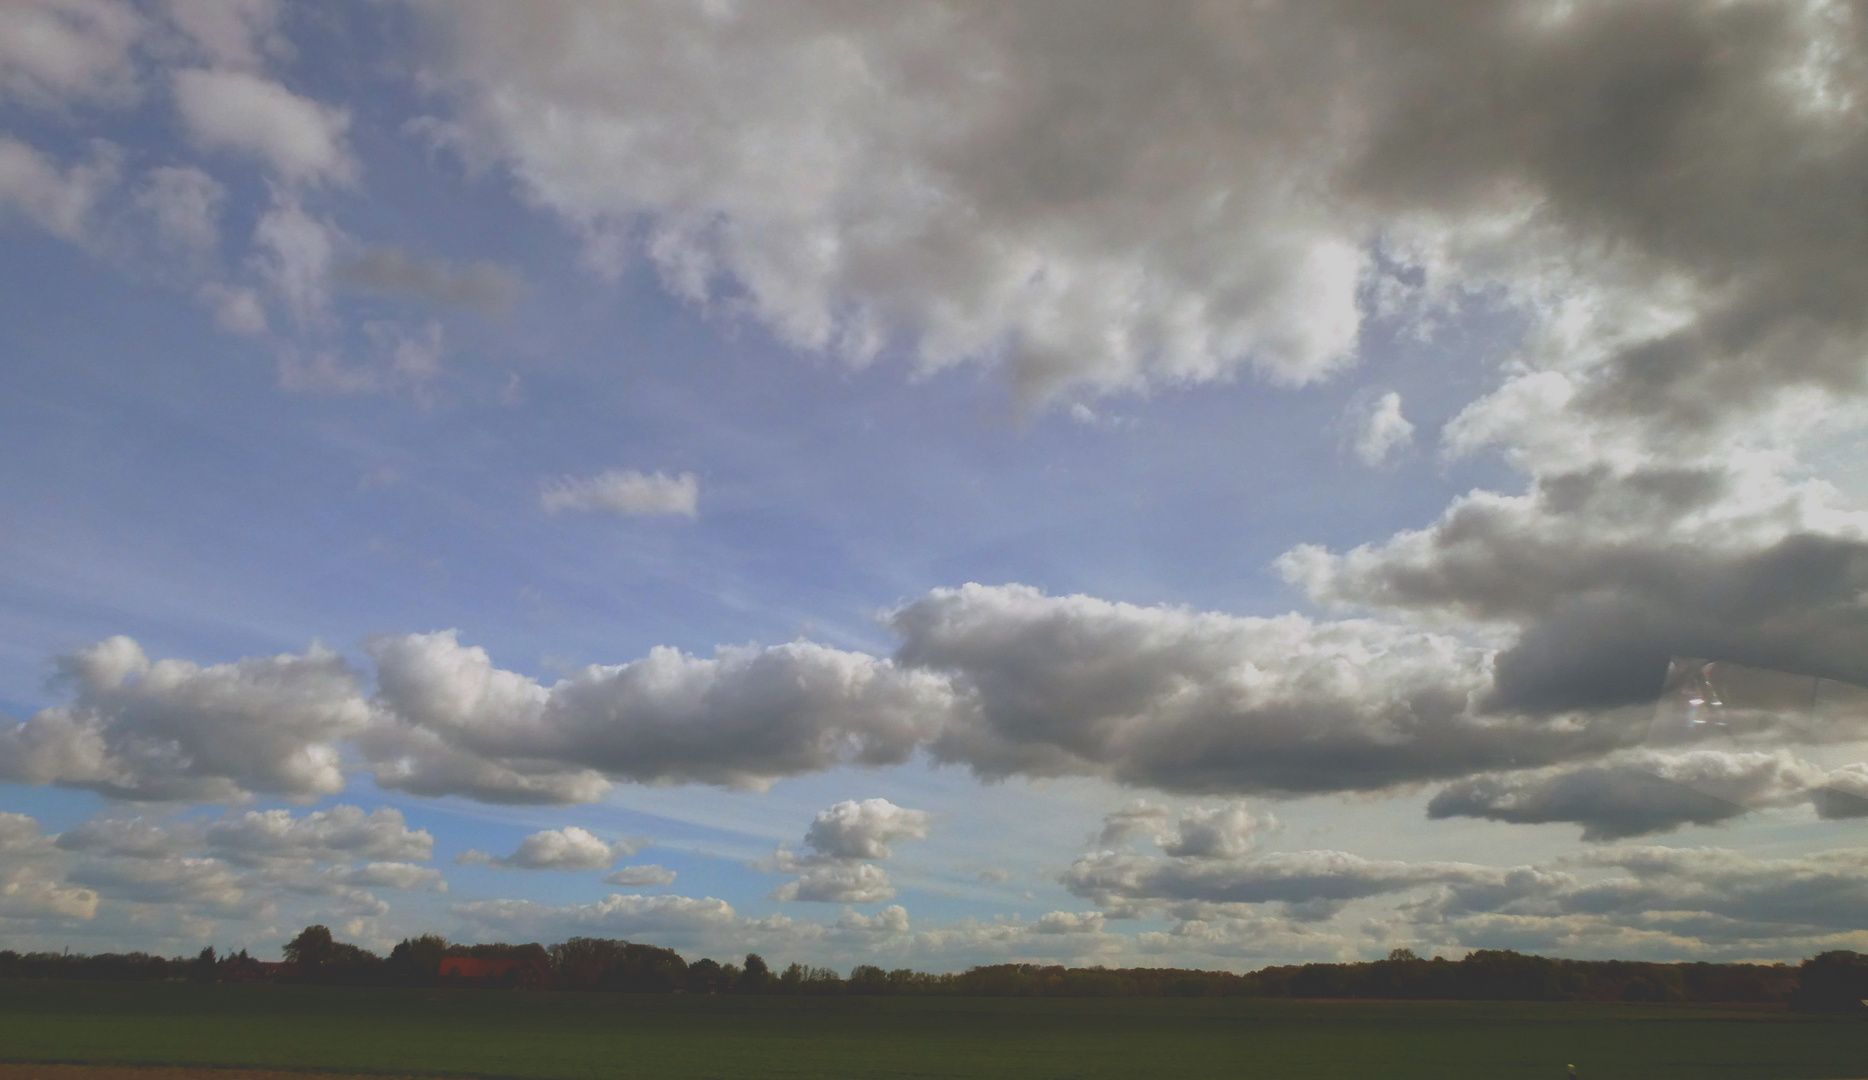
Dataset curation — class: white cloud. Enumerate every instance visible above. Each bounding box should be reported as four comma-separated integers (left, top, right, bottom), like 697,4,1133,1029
164,0,285,72
203,805,433,866
453,892,741,941
0,137,119,243
412,2,1371,405
135,165,223,252
172,67,354,185
0,0,142,108
251,196,338,325
456,826,635,871
1349,391,1415,467
769,858,894,904
765,798,928,904
540,470,699,518
198,282,266,334
802,798,929,860
603,864,676,887
838,904,909,934
364,629,955,798
1098,801,1269,860
0,635,371,802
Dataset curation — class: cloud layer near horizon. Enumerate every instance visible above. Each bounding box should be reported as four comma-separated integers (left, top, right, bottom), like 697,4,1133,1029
3,586,1863,851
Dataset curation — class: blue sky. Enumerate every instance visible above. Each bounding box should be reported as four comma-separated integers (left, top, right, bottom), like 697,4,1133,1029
2,0,1866,970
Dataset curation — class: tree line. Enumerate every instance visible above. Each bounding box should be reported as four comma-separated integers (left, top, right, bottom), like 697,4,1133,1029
1,932,1863,1011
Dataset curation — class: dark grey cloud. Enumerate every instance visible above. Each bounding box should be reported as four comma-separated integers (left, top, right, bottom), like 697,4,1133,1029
1419,846,1868,948
1283,468,1868,721
891,584,1642,795
1426,750,1835,840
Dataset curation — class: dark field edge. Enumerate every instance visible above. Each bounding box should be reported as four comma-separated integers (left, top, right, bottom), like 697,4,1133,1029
0,1059,514,1080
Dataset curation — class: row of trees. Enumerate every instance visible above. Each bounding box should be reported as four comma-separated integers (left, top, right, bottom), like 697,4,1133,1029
3,932,1863,1010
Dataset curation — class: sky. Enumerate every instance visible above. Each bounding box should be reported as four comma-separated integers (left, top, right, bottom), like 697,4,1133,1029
1,0,1867,972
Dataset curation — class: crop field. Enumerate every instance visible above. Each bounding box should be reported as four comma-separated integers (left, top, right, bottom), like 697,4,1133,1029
0,980,1859,1080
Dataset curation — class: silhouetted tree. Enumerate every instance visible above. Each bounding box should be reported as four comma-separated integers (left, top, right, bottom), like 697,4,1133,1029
739,952,771,993
1791,951,1868,1011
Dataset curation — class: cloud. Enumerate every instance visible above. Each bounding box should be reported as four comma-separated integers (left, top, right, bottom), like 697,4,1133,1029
412,2,1373,405
1097,801,1268,859
766,798,928,904
0,137,119,243
456,826,637,871
453,892,741,940
0,636,371,802
1279,467,1868,718
135,165,223,253
1418,846,1868,954
837,904,909,935
251,196,338,326
1427,749,1843,840
202,805,433,866
892,583,1635,795
1066,802,1494,922
164,0,286,72
603,864,675,887
335,247,523,315
0,807,449,948
540,470,699,518
0,0,143,108
398,1,1868,794
769,859,895,904
803,798,929,860
172,68,353,185
364,629,955,798
1349,391,1415,467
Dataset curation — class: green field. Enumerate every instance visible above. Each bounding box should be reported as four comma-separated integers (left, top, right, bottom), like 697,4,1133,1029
0,980,1860,1080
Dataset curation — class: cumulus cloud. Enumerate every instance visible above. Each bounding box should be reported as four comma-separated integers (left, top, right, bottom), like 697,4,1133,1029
0,635,371,802
456,826,639,871
172,67,353,185
765,798,928,904
1427,749,1849,840
335,247,523,315
202,805,433,866
1349,391,1415,467
803,799,929,860
770,859,895,904
1098,801,1268,860
0,0,142,108
540,470,699,518
402,0,1868,763
364,629,955,799
7,805,448,941
411,2,1373,405
893,583,1635,795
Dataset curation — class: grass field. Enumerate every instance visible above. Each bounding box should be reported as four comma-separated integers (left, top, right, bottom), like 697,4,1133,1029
0,980,1860,1080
